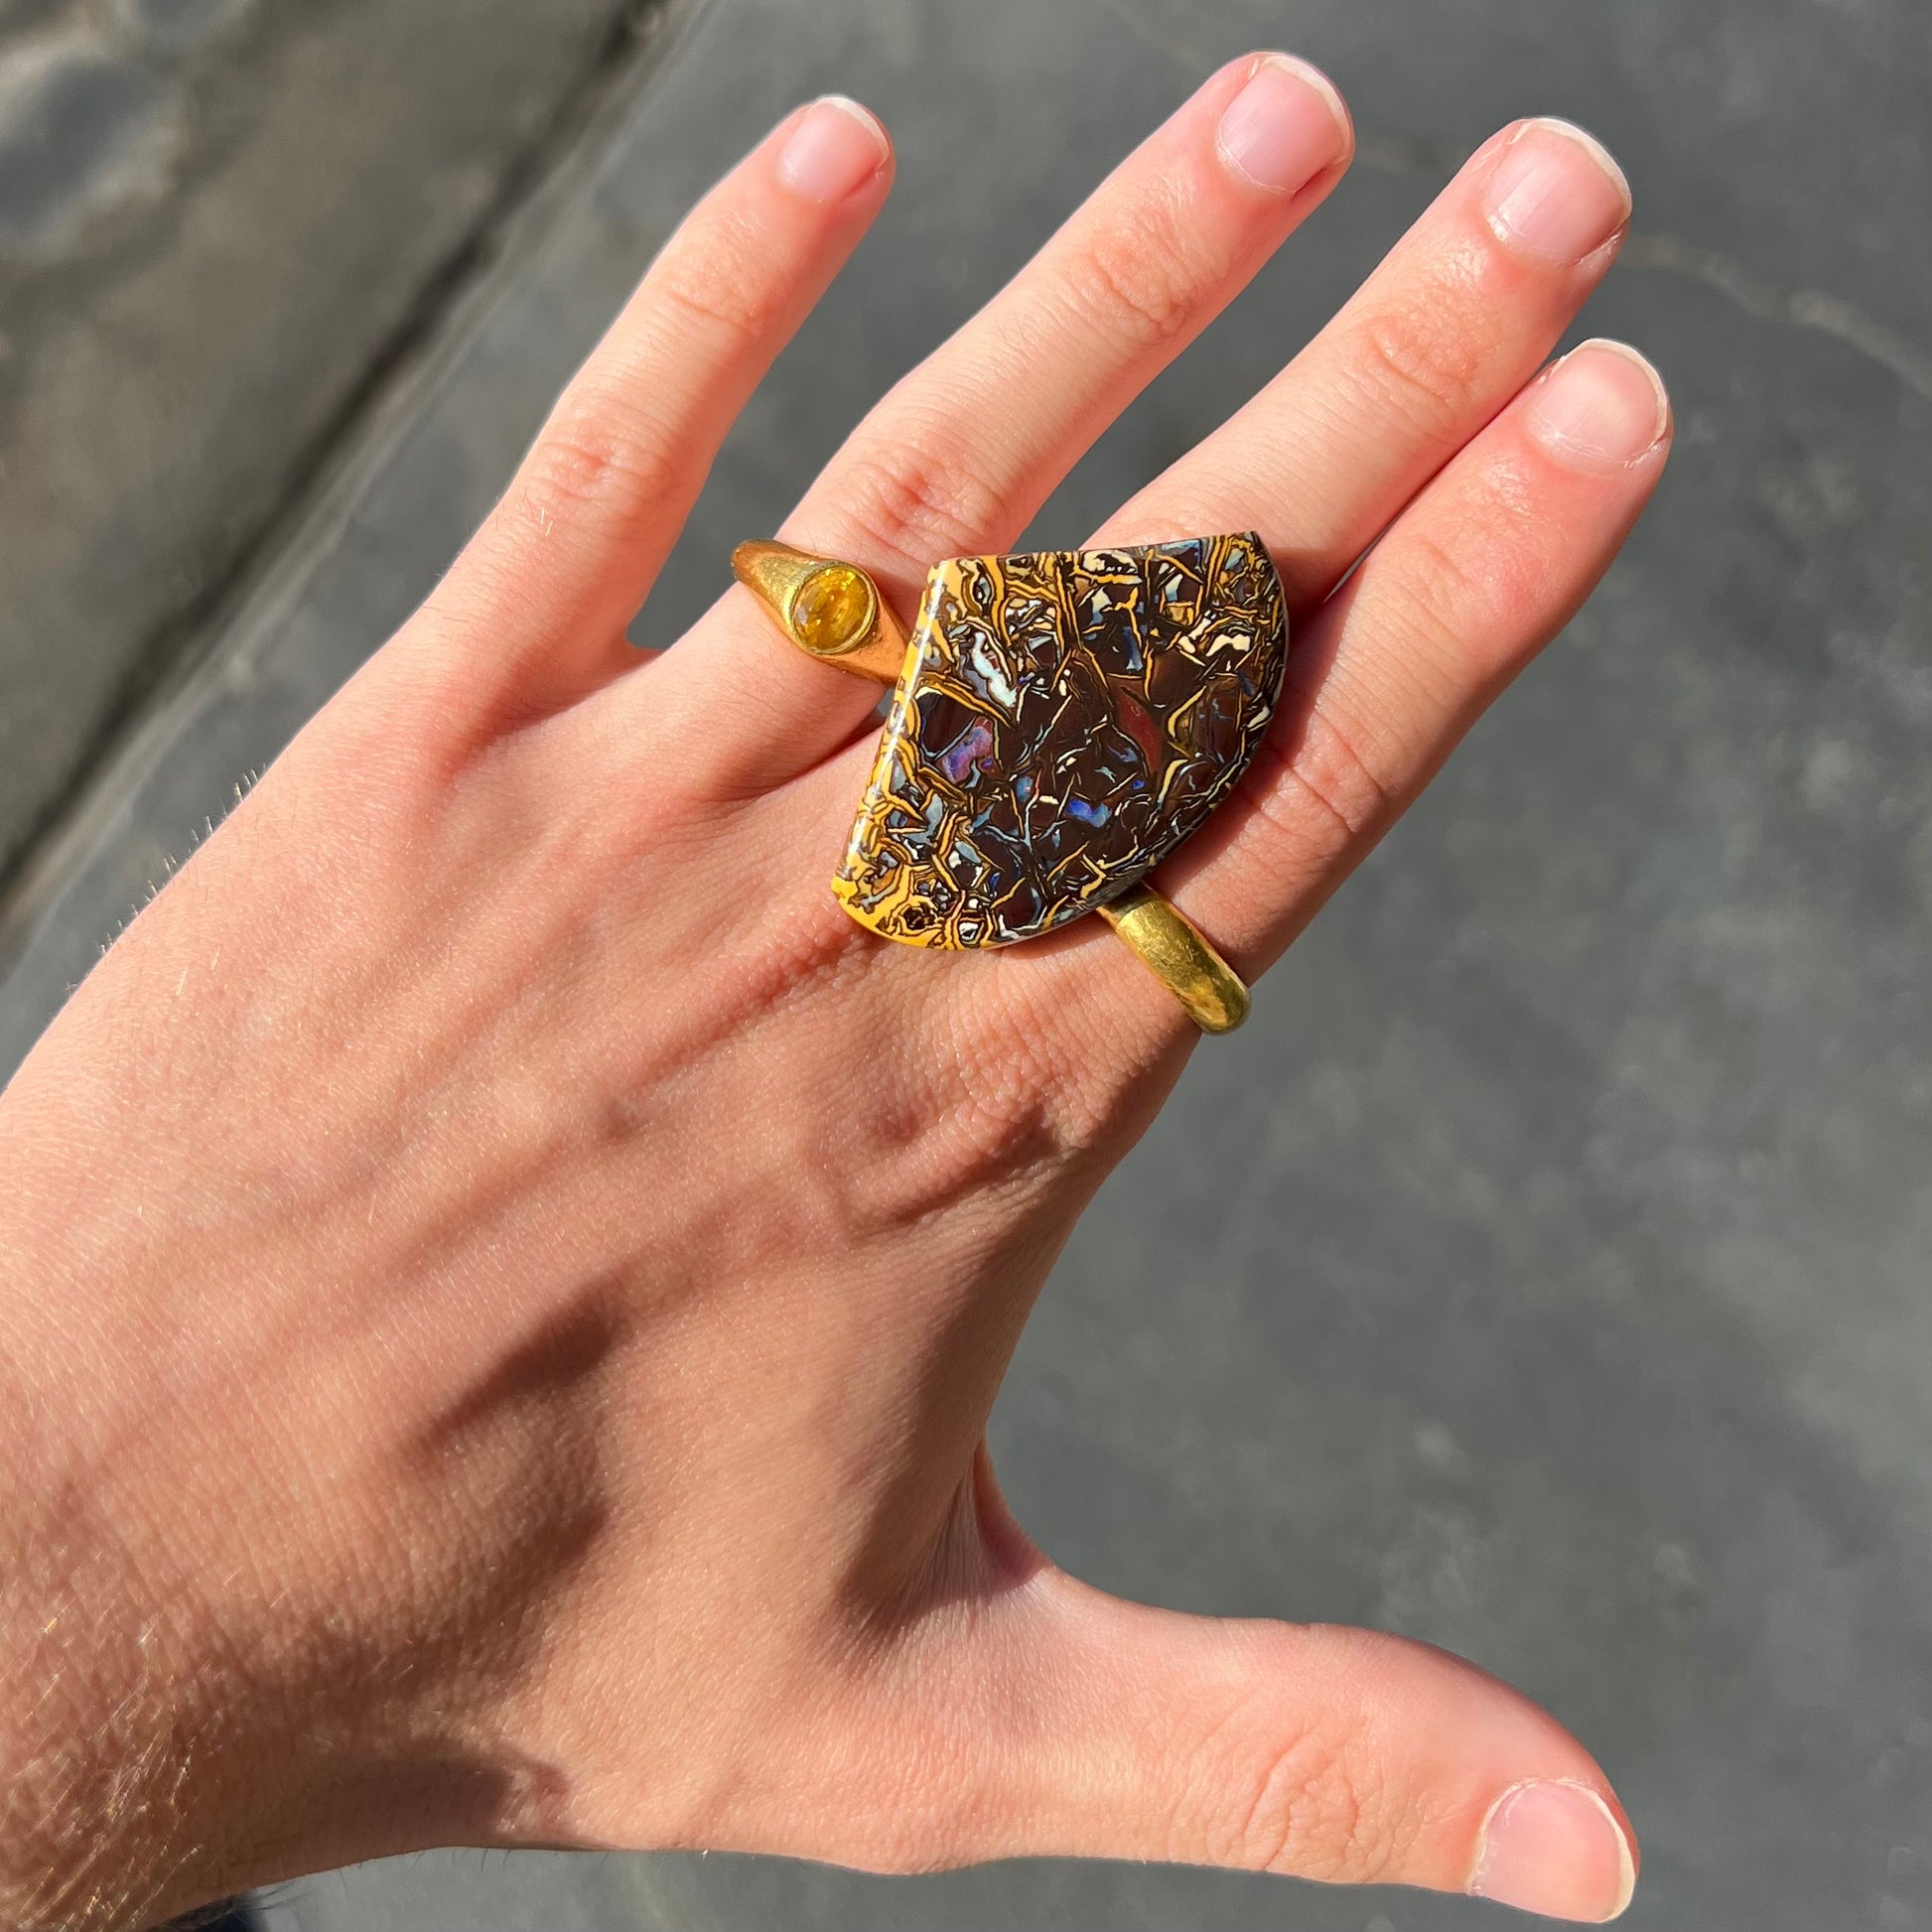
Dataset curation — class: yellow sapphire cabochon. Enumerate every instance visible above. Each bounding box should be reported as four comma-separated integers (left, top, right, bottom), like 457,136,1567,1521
832,532,1289,949
791,563,874,655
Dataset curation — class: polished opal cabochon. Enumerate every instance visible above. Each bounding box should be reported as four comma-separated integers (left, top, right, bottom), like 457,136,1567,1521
833,531,1289,948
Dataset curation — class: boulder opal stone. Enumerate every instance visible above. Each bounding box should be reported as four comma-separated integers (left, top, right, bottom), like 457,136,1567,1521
834,531,1289,948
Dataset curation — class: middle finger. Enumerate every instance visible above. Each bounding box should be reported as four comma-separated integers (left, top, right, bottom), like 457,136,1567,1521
655,53,1354,792
1097,114,1633,610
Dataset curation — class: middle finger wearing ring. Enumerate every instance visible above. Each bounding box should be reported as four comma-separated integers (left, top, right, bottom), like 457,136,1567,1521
654,53,1353,792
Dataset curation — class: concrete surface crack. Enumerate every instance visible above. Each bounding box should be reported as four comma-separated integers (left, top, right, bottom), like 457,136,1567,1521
1622,230,1932,403
0,0,689,922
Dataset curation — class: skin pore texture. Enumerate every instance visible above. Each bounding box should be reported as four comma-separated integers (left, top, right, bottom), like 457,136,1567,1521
0,60,1667,1932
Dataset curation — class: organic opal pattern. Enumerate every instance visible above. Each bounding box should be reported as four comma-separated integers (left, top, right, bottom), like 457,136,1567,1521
833,532,1289,948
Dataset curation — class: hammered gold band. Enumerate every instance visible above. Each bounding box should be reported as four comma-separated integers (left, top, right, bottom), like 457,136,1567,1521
732,539,1255,1036
1095,888,1250,1035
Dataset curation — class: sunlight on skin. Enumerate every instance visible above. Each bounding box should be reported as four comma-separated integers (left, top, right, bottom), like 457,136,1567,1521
0,64,1661,1931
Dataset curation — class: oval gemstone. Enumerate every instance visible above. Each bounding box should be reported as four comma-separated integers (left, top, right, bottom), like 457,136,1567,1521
792,564,874,655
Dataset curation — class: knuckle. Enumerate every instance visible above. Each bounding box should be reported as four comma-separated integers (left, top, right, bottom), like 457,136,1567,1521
648,215,785,351
862,1043,1071,1227
504,203,801,547
1393,516,1492,621
1377,502,1547,678
1198,1684,1419,1883
1440,479,1550,613
1238,697,1403,875
830,988,1110,1238
516,389,684,534
1235,1727,1417,1881
1061,188,1204,350
1348,253,1502,441
832,440,1010,578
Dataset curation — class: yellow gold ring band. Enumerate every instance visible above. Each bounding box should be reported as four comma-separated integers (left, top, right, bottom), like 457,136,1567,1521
1095,888,1250,1035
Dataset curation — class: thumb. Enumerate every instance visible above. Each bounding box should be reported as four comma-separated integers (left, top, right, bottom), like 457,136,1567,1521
935,1568,1638,1922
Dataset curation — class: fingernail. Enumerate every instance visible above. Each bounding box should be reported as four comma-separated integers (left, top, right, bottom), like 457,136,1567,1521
1525,339,1670,469
777,95,890,204
1482,117,1631,262
1468,1779,1638,1922
1215,54,1351,195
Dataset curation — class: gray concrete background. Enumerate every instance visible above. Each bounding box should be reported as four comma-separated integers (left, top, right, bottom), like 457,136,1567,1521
0,0,665,885
1,0,1926,1928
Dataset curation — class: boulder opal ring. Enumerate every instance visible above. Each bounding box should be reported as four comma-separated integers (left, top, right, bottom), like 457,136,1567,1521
732,531,1291,1035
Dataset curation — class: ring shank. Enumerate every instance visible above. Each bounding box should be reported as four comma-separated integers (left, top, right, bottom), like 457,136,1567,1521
1096,888,1250,1035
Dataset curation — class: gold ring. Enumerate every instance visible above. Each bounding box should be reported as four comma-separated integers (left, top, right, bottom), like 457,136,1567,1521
732,534,1287,1035
1095,888,1250,1035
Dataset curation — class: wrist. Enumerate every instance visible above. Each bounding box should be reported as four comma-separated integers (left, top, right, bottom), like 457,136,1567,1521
0,1242,348,1925
0,1420,506,1930
0,1468,191,1930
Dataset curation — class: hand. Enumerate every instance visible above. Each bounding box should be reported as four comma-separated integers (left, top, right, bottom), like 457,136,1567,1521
0,58,1666,1931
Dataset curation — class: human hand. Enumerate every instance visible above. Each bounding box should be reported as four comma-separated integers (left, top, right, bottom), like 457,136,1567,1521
0,57,1667,1930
